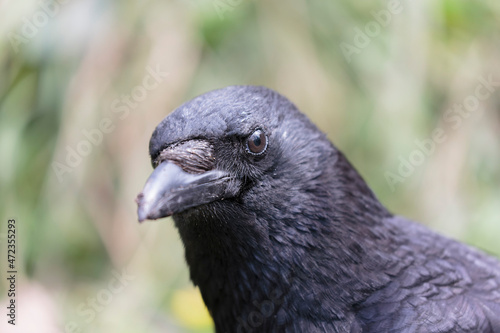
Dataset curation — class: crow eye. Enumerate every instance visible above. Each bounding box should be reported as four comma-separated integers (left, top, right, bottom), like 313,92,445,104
246,129,267,155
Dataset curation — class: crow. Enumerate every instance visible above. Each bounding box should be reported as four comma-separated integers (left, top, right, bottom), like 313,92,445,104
136,86,500,332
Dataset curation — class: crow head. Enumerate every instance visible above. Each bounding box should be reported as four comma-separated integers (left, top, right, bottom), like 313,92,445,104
138,86,333,219
136,86,391,331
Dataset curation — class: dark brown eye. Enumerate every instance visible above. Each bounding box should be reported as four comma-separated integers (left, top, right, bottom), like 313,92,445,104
246,129,267,155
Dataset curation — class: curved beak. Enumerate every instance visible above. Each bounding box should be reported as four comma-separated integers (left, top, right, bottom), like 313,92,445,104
136,161,235,222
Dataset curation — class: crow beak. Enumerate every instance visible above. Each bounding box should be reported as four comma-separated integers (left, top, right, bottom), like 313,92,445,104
136,161,235,222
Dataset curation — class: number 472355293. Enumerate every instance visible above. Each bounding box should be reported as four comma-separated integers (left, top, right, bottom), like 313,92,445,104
7,219,16,269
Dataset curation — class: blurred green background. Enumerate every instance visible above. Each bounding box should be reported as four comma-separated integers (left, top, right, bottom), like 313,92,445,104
1,0,499,332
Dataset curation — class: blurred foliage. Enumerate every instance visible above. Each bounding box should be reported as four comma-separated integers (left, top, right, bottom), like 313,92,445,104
0,0,499,332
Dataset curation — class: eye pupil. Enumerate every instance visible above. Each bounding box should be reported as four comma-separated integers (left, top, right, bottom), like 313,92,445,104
253,135,261,147
247,129,267,155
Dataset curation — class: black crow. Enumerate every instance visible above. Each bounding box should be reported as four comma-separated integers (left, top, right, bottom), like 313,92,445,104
136,86,500,332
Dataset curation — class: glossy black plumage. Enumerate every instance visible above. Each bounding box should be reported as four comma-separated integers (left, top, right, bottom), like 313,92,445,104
138,86,500,332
